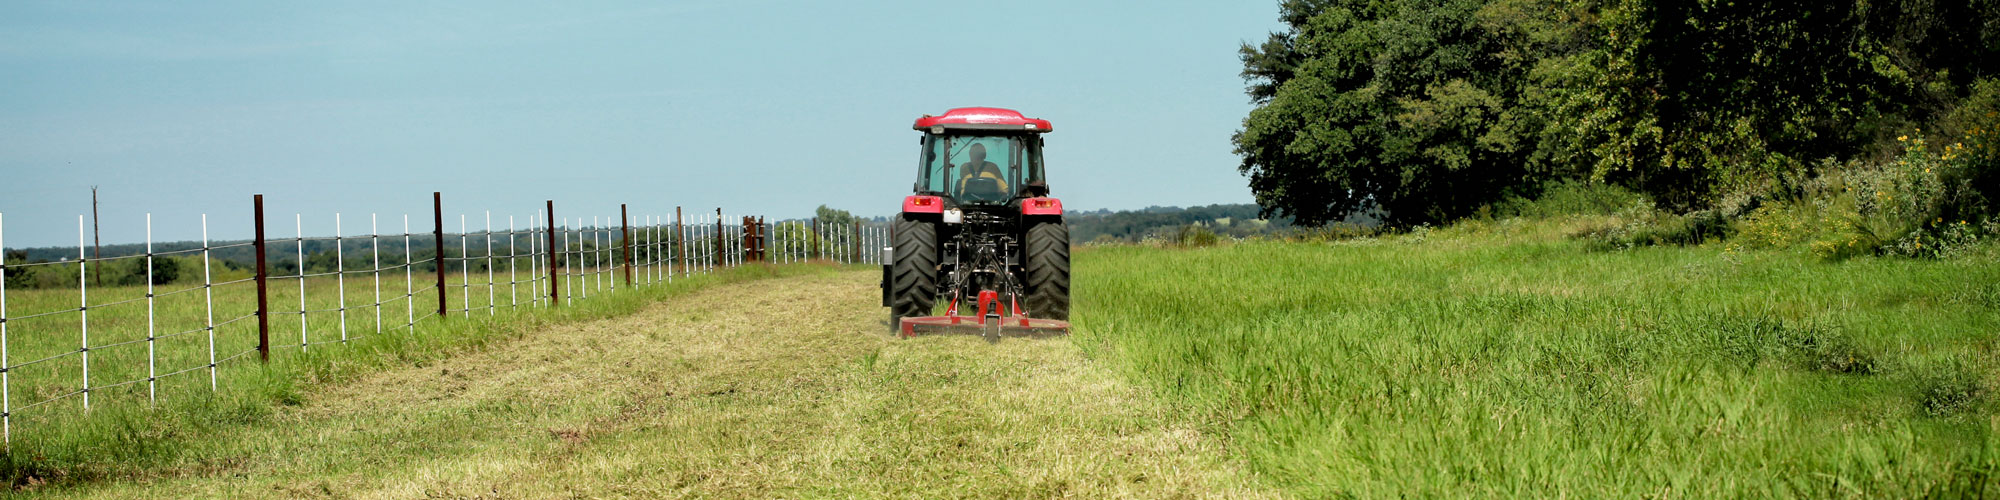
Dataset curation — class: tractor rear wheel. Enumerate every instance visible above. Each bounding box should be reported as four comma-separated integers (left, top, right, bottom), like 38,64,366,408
1024,221,1070,320
889,216,939,329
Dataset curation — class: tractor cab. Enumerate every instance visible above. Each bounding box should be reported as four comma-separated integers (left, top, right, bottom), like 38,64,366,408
912,108,1053,208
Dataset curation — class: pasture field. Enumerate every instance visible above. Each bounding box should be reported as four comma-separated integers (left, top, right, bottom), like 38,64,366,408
0,262,761,486
12,270,1265,499
1,262,641,419
1070,218,2000,497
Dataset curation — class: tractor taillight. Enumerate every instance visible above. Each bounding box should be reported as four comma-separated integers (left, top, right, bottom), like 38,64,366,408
903,195,945,214
1021,197,1063,215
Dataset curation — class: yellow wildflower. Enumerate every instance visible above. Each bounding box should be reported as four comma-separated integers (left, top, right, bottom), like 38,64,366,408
1897,135,1908,142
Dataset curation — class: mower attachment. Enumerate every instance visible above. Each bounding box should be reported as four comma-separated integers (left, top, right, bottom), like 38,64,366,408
899,290,1070,339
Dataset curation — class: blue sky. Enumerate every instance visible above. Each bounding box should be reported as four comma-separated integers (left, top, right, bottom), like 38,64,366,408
0,1,1281,248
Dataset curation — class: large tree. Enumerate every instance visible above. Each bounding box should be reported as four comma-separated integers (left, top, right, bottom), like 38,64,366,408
1235,0,1538,227
1237,0,2000,225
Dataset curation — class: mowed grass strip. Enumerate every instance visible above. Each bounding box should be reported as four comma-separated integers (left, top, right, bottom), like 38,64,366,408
26,271,1270,499
1071,220,2000,498
1,260,654,424
1,263,798,490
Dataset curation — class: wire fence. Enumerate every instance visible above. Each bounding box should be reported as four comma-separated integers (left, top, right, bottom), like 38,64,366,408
0,194,890,444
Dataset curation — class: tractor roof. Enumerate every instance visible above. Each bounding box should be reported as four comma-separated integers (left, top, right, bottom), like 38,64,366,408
913,107,1053,133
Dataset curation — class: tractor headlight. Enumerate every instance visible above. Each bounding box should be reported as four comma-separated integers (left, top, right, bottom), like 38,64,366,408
943,208,963,224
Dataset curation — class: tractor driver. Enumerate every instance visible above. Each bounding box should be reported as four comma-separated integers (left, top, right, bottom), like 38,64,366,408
954,142,1008,198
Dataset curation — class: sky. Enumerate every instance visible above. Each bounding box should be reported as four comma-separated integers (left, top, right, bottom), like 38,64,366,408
0,1,1282,248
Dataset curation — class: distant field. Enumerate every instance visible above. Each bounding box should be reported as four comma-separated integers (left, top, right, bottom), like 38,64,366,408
1070,218,2000,497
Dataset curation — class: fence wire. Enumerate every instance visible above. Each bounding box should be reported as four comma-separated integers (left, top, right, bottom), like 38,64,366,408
0,202,887,444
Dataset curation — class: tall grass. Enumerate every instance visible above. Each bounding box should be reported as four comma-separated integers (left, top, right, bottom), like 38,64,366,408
1071,222,1999,497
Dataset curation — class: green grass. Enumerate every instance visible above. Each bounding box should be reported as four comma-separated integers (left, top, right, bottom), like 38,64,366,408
13,270,1266,498
1070,218,2000,498
0,260,799,488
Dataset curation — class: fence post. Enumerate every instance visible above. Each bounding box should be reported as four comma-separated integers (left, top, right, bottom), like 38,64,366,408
1,212,9,443
675,207,685,278
335,213,347,343
621,204,633,286
254,195,270,361
852,220,862,264
546,201,559,306
434,192,447,318
77,216,89,411
200,214,215,390
145,213,155,405
714,208,724,268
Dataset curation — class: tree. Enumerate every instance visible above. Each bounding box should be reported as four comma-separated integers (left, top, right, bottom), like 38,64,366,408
3,250,30,289
1237,0,2000,224
1235,0,1538,227
149,256,180,285
815,205,856,227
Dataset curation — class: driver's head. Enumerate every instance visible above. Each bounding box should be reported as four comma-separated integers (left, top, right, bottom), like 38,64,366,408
968,143,987,163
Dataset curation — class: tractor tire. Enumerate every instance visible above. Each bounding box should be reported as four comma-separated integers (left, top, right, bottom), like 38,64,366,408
1024,220,1070,320
889,216,939,330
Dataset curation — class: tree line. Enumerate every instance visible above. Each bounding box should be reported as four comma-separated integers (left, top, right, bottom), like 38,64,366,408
1236,0,1999,253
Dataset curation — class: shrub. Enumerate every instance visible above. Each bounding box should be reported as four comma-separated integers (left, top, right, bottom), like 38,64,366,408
1910,355,1990,418
1800,128,1997,260
1166,224,1221,249
1575,199,1734,250
1487,181,1645,219
1285,222,1379,243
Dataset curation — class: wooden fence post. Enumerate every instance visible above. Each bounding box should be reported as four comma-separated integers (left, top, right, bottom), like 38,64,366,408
621,204,633,286
434,192,447,317
253,194,270,361
546,200,559,306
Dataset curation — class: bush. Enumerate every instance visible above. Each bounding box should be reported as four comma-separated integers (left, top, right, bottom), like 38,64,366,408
1165,224,1221,249
1575,199,1735,250
1486,181,1645,219
1285,222,1380,243
1910,355,1991,418
1797,128,1998,260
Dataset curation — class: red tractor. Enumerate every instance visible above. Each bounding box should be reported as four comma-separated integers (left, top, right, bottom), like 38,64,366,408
883,107,1070,337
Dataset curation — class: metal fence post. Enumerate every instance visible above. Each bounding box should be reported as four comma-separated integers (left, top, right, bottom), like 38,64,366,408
1,213,8,443
77,216,90,411
484,211,494,316
254,195,270,361
403,215,413,329
335,213,347,344
434,192,447,318
295,214,306,350
1,212,9,443
201,214,215,390
371,214,382,334
145,213,155,405
508,215,517,307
